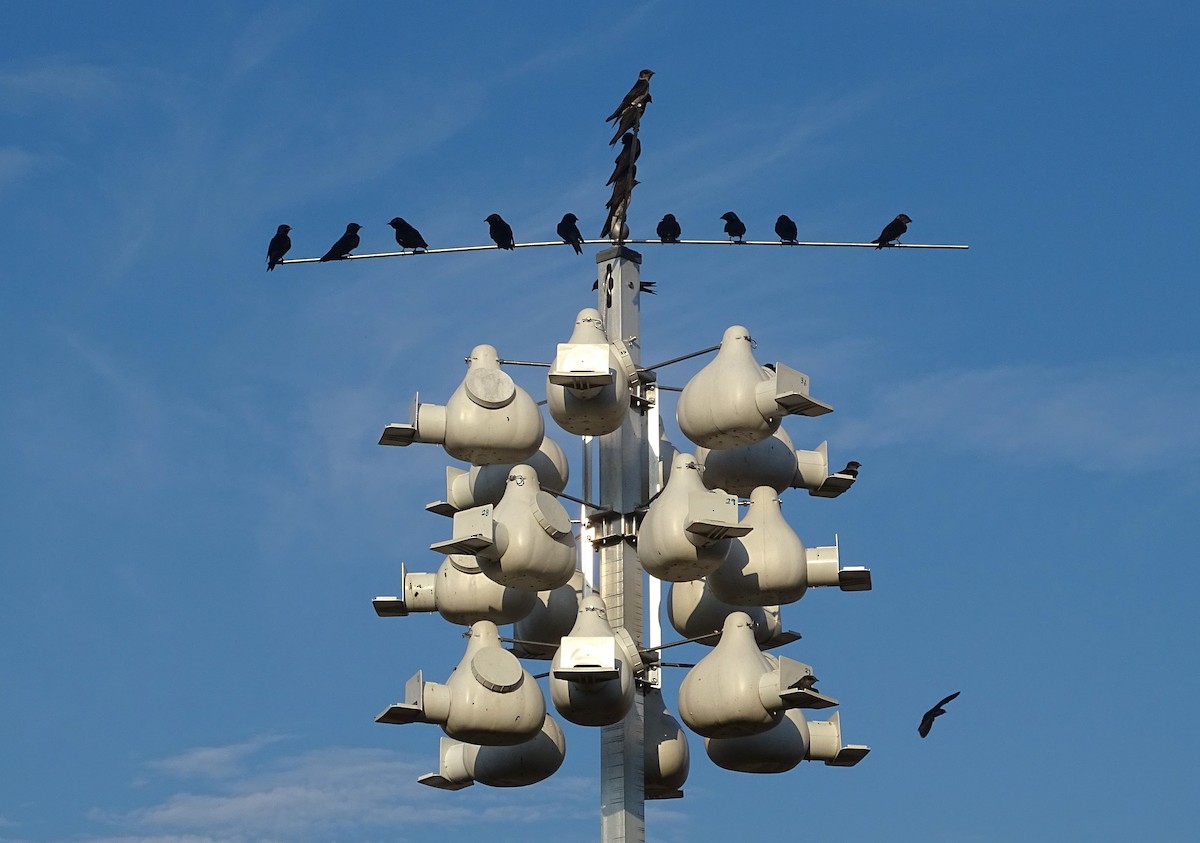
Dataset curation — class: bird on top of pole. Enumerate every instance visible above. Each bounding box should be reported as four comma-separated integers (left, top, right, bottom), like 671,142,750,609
601,69,653,242
605,69,653,135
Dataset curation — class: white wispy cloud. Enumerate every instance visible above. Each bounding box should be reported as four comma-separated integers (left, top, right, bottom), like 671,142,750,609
224,4,318,81
645,81,891,212
831,359,1200,471
73,739,595,843
145,736,288,780
0,147,47,191
0,61,121,105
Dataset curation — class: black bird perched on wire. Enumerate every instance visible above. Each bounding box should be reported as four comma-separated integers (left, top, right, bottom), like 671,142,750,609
609,99,648,145
266,224,291,271
873,213,912,249
775,214,798,244
486,214,515,250
918,691,960,738
721,212,747,243
320,223,362,261
557,213,585,254
387,217,428,252
606,68,654,123
657,214,681,243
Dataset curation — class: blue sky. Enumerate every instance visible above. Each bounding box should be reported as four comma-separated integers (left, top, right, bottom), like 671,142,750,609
2,2,1198,841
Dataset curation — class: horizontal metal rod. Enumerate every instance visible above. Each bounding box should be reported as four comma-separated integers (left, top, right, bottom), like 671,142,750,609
550,488,605,510
497,359,552,368
640,630,721,654
277,238,969,265
643,344,720,372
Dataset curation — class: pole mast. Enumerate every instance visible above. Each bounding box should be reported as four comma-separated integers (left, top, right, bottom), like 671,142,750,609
595,245,648,842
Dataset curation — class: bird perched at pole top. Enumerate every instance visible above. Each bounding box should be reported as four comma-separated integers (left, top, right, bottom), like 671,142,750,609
657,214,681,243
387,217,428,252
486,214,515,250
606,68,654,123
775,214,798,244
557,213,585,255
918,691,960,737
720,212,747,243
873,213,912,249
320,223,362,262
609,99,648,145
838,461,861,478
266,224,291,270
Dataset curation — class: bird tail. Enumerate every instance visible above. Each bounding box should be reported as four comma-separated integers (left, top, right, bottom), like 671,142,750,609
573,242,583,255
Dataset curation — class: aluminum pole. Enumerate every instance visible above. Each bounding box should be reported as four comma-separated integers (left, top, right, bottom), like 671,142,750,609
595,245,648,843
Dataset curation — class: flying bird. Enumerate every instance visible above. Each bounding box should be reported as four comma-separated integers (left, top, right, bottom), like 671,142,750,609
838,461,861,478
775,214,798,244
918,691,960,738
387,217,428,251
486,213,515,250
557,213,585,254
606,68,654,123
320,223,362,262
609,99,648,145
873,213,912,249
657,214,681,243
266,224,291,271
721,212,747,243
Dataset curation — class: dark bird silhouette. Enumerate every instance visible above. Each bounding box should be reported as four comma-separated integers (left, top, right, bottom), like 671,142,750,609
609,99,648,145
557,213,584,254
320,223,362,262
775,214,798,244
606,69,654,122
657,214,681,243
387,217,428,251
486,214,515,250
873,213,912,249
592,278,656,295
838,461,861,478
601,175,638,240
605,175,638,209
607,132,641,186
721,212,747,243
266,224,291,271
918,691,960,738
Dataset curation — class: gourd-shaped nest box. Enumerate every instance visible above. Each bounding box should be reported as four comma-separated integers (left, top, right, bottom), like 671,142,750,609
380,344,545,465
376,620,546,746
549,594,641,726
677,326,831,450
707,486,807,607
546,308,631,436
637,453,749,582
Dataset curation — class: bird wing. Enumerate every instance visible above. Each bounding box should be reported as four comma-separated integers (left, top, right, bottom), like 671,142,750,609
935,691,961,709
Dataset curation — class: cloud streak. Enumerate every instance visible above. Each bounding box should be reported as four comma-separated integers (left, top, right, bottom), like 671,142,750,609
0,61,121,106
70,739,595,843
146,736,288,781
832,359,1200,472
